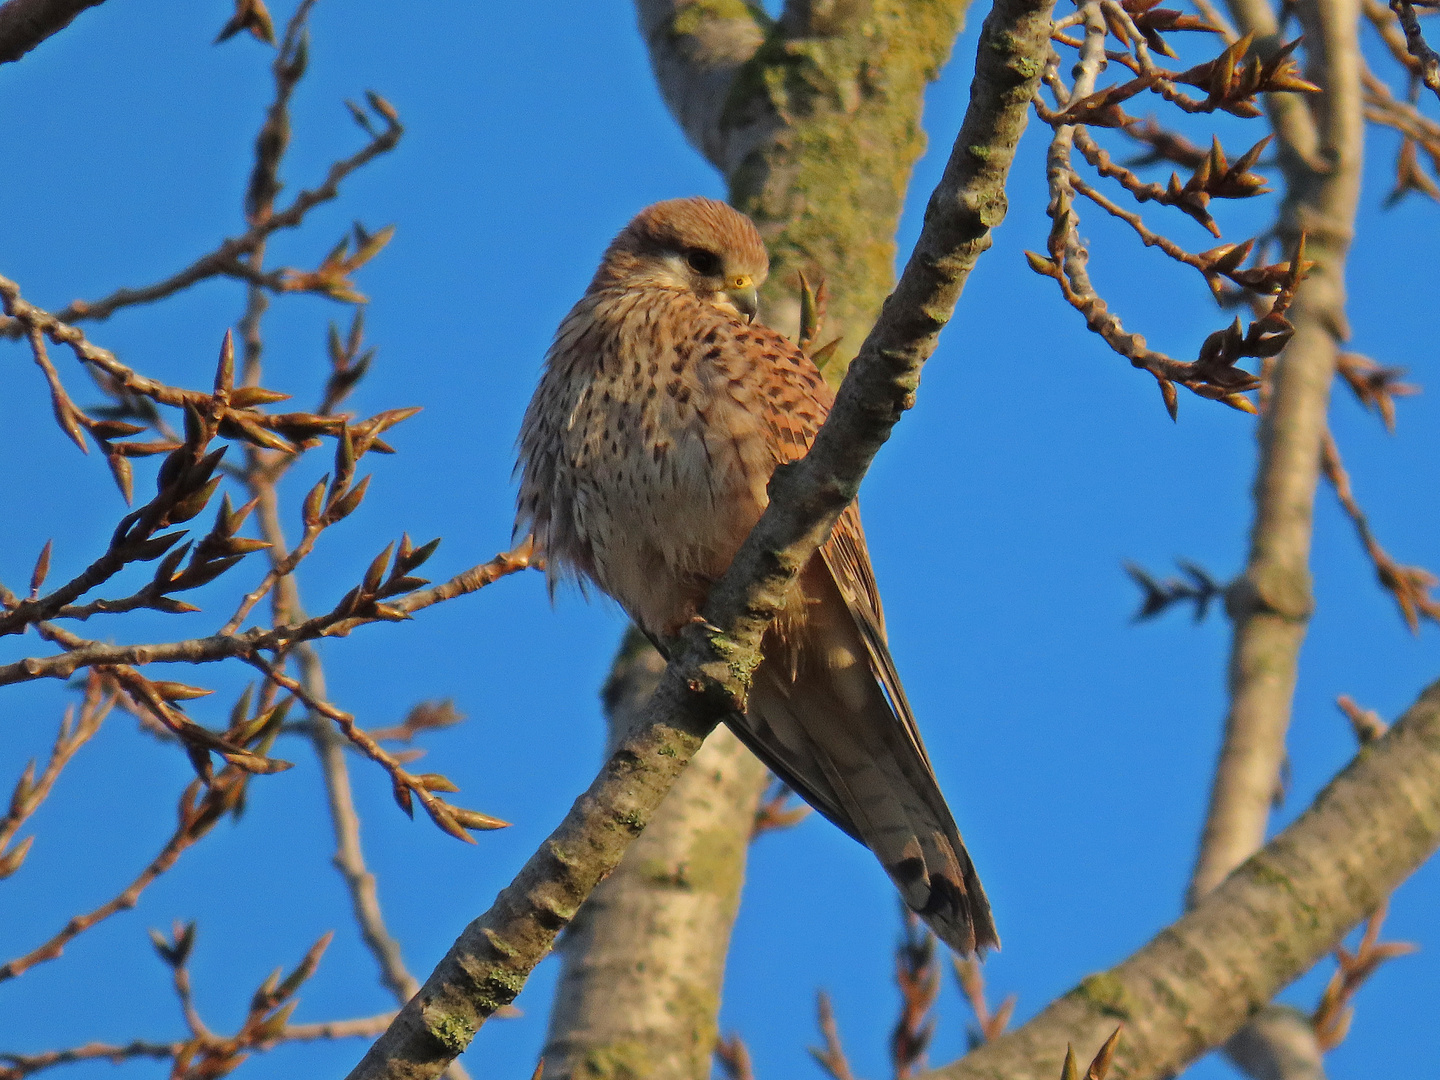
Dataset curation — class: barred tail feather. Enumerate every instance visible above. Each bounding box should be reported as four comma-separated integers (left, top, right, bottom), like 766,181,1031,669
733,570,997,956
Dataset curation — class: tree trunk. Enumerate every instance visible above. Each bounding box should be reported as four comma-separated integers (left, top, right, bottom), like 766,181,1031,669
540,631,767,1080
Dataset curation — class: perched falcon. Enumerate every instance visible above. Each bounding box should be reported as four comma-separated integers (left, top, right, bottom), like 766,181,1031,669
516,197,997,955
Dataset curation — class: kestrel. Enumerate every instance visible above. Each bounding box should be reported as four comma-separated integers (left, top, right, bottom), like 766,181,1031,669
516,197,997,955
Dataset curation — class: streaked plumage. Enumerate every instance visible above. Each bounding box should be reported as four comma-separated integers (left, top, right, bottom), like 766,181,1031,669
516,197,997,955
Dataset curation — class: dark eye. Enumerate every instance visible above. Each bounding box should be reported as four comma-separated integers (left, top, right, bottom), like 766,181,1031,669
686,248,721,276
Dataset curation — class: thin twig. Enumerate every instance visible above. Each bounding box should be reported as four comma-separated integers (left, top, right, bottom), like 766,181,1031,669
1312,899,1417,1050
0,548,532,687
1391,0,1440,99
1336,694,1388,744
1321,429,1440,631
0,1016,397,1080
891,912,939,1080
953,956,1016,1046
0,110,401,337
1365,0,1424,72
0,673,114,877
810,992,861,1080
714,1034,756,1080
0,769,250,982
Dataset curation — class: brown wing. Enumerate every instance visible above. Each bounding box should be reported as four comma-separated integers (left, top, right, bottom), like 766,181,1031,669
725,325,998,955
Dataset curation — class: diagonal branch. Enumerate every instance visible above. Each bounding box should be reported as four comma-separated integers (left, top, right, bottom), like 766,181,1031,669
1390,0,1440,100
342,0,1055,1074
926,673,1440,1080
539,631,768,1080
0,547,532,688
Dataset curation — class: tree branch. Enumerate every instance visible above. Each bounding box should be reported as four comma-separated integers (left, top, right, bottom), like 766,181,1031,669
926,674,1440,1080
0,0,105,65
1223,0,1324,170
0,548,531,688
0,100,401,337
343,0,1053,1073
1184,2,1365,1074
1191,0,1365,906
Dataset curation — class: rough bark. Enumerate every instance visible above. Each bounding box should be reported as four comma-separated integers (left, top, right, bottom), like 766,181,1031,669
0,0,106,64
344,0,1052,1071
539,631,767,1080
535,5,979,1076
923,674,1440,1080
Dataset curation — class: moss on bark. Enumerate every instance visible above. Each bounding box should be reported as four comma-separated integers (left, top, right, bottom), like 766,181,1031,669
725,1,973,375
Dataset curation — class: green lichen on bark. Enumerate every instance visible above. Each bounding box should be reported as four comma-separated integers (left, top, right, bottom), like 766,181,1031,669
722,0,974,377
667,0,771,39
681,822,746,894
1073,972,1135,1019
580,1040,654,1080
1244,854,1324,933
427,1013,475,1055
668,980,722,1077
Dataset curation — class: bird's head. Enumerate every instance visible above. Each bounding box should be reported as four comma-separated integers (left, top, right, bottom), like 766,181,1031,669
594,197,769,323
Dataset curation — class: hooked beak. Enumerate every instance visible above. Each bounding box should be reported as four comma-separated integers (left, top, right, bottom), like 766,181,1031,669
725,285,759,324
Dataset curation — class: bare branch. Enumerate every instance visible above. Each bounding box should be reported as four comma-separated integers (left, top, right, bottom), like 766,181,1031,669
0,101,402,335
892,913,941,1080
714,1034,756,1080
1389,0,1440,99
0,0,106,64
633,0,771,174
0,768,252,982
0,673,114,879
1321,429,1440,632
926,675,1440,1080
0,1014,397,1080
539,630,766,1079
953,956,1016,1047
811,993,862,1080
1335,694,1388,744
1311,900,1416,1051
1190,0,1368,904
0,546,531,688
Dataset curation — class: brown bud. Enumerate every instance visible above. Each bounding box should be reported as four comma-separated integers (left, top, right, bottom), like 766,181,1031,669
361,543,394,596
151,681,215,702
29,541,52,597
302,477,328,526
446,805,511,832
326,475,372,523
0,836,36,880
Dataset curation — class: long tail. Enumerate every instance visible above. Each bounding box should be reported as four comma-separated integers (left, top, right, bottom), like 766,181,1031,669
730,565,998,957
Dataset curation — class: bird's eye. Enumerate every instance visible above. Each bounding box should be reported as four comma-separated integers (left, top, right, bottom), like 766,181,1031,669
686,248,721,276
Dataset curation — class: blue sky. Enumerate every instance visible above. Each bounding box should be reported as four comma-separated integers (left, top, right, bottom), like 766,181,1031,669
0,2,1437,1078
